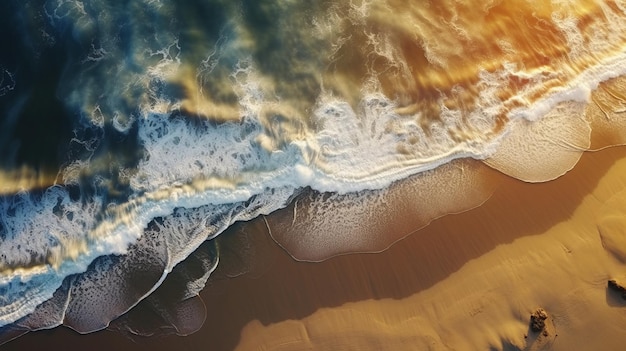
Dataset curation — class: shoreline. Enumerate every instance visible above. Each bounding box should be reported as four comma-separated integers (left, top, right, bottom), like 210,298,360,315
3,145,626,350
231,144,626,350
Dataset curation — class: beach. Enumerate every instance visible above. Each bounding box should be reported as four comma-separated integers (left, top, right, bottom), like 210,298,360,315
3,1,626,349
209,144,626,351
3,143,625,351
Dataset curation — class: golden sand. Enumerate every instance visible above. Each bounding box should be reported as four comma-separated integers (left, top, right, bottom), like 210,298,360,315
229,145,626,351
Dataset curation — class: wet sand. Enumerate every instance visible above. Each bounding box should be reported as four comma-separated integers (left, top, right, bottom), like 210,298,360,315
3,145,626,350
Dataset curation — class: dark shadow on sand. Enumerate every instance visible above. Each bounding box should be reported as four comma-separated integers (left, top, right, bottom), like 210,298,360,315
605,283,626,307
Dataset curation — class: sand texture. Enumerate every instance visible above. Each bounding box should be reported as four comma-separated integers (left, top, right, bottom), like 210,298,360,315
228,146,626,351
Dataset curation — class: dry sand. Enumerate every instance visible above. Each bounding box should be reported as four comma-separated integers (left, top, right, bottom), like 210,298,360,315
3,145,626,351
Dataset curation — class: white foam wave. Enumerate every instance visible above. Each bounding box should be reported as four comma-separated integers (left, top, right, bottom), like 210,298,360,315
508,52,626,122
0,187,101,327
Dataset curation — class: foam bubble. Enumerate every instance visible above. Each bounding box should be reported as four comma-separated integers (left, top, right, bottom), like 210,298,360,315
586,77,626,149
485,101,591,182
0,69,15,97
267,159,499,261
303,92,502,194
0,187,101,327
108,239,217,337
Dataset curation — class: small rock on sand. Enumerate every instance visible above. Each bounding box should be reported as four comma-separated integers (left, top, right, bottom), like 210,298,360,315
530,308,548,333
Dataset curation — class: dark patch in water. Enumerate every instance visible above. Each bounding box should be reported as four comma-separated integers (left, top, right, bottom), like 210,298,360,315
0,2,78,173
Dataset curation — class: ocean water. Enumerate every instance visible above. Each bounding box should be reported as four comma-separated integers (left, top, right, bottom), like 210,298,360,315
1,0,626,341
